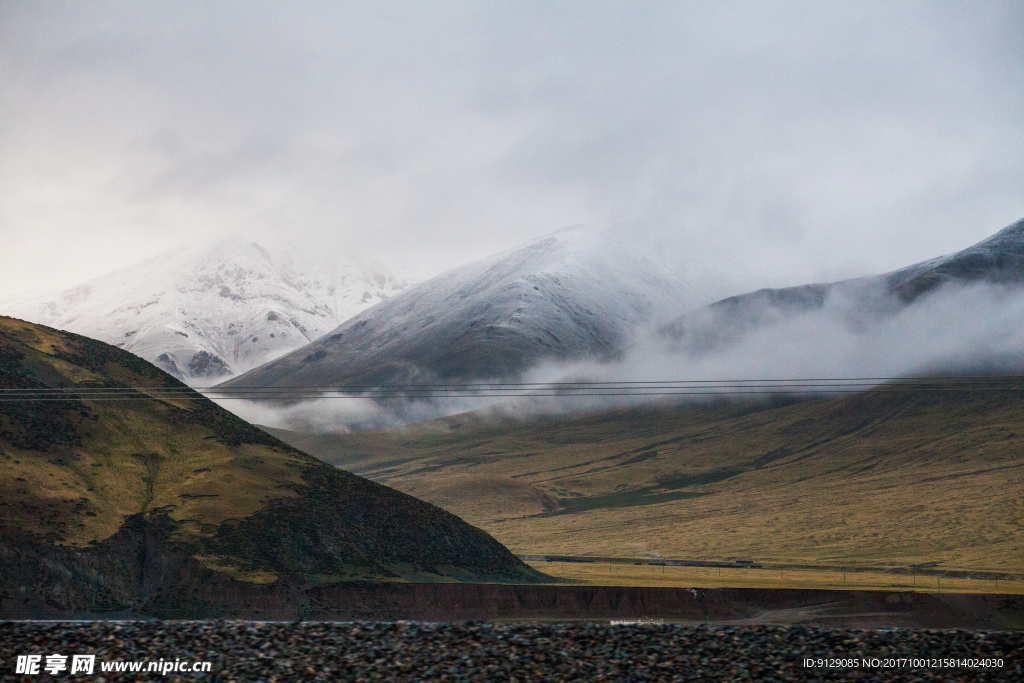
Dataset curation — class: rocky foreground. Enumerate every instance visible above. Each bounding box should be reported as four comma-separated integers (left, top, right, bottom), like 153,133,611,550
1,621,1021,681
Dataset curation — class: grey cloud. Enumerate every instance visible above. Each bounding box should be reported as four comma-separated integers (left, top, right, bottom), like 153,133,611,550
0,1,1021,296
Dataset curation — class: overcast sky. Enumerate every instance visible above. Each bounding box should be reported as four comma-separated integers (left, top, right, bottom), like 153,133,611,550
1,0,1021,296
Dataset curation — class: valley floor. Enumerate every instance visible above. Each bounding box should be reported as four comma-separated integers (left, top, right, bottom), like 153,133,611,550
527,561,1024,595
270,387,1024,578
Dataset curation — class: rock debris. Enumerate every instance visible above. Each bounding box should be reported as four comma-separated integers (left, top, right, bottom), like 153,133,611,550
1,621,1020,681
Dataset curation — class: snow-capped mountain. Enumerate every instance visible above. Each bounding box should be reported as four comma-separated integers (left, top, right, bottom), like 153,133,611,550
660,216,1024,353
0,239,413,383
222,226,713,390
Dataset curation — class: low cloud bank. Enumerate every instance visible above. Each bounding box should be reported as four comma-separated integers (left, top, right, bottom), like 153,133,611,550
218,390,496,433
224,281,1024,432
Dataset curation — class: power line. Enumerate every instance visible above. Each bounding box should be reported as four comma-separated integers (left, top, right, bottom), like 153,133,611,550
201,374,1024,390
9,375,1024,391
2,376,1024,401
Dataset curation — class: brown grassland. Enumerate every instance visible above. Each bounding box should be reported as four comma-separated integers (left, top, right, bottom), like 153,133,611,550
273,386,1024,581
0,317,312,550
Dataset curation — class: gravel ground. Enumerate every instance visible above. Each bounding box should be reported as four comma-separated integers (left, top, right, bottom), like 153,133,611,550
1,621,1020,682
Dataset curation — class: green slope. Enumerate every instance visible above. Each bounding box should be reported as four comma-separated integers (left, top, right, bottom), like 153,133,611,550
270,388,1024,574
0,316,541,591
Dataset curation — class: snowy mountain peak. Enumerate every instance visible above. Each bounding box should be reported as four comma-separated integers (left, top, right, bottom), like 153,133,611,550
223,226,715,390
495,225,618,262
0,238,414,384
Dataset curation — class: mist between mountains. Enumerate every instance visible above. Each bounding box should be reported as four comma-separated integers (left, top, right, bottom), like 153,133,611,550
219,280,1024,432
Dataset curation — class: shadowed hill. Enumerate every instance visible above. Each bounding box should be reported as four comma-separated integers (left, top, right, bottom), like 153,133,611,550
0,316,542,616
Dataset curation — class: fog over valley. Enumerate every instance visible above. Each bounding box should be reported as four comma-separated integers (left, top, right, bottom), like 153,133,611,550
221,279,1024,431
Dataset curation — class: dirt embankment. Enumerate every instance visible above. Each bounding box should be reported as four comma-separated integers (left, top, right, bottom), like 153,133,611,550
299,584,1024,629
3,510,1021,627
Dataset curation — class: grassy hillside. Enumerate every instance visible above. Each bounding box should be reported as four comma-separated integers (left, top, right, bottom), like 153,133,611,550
0,316,541,595
271,387,1024,575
